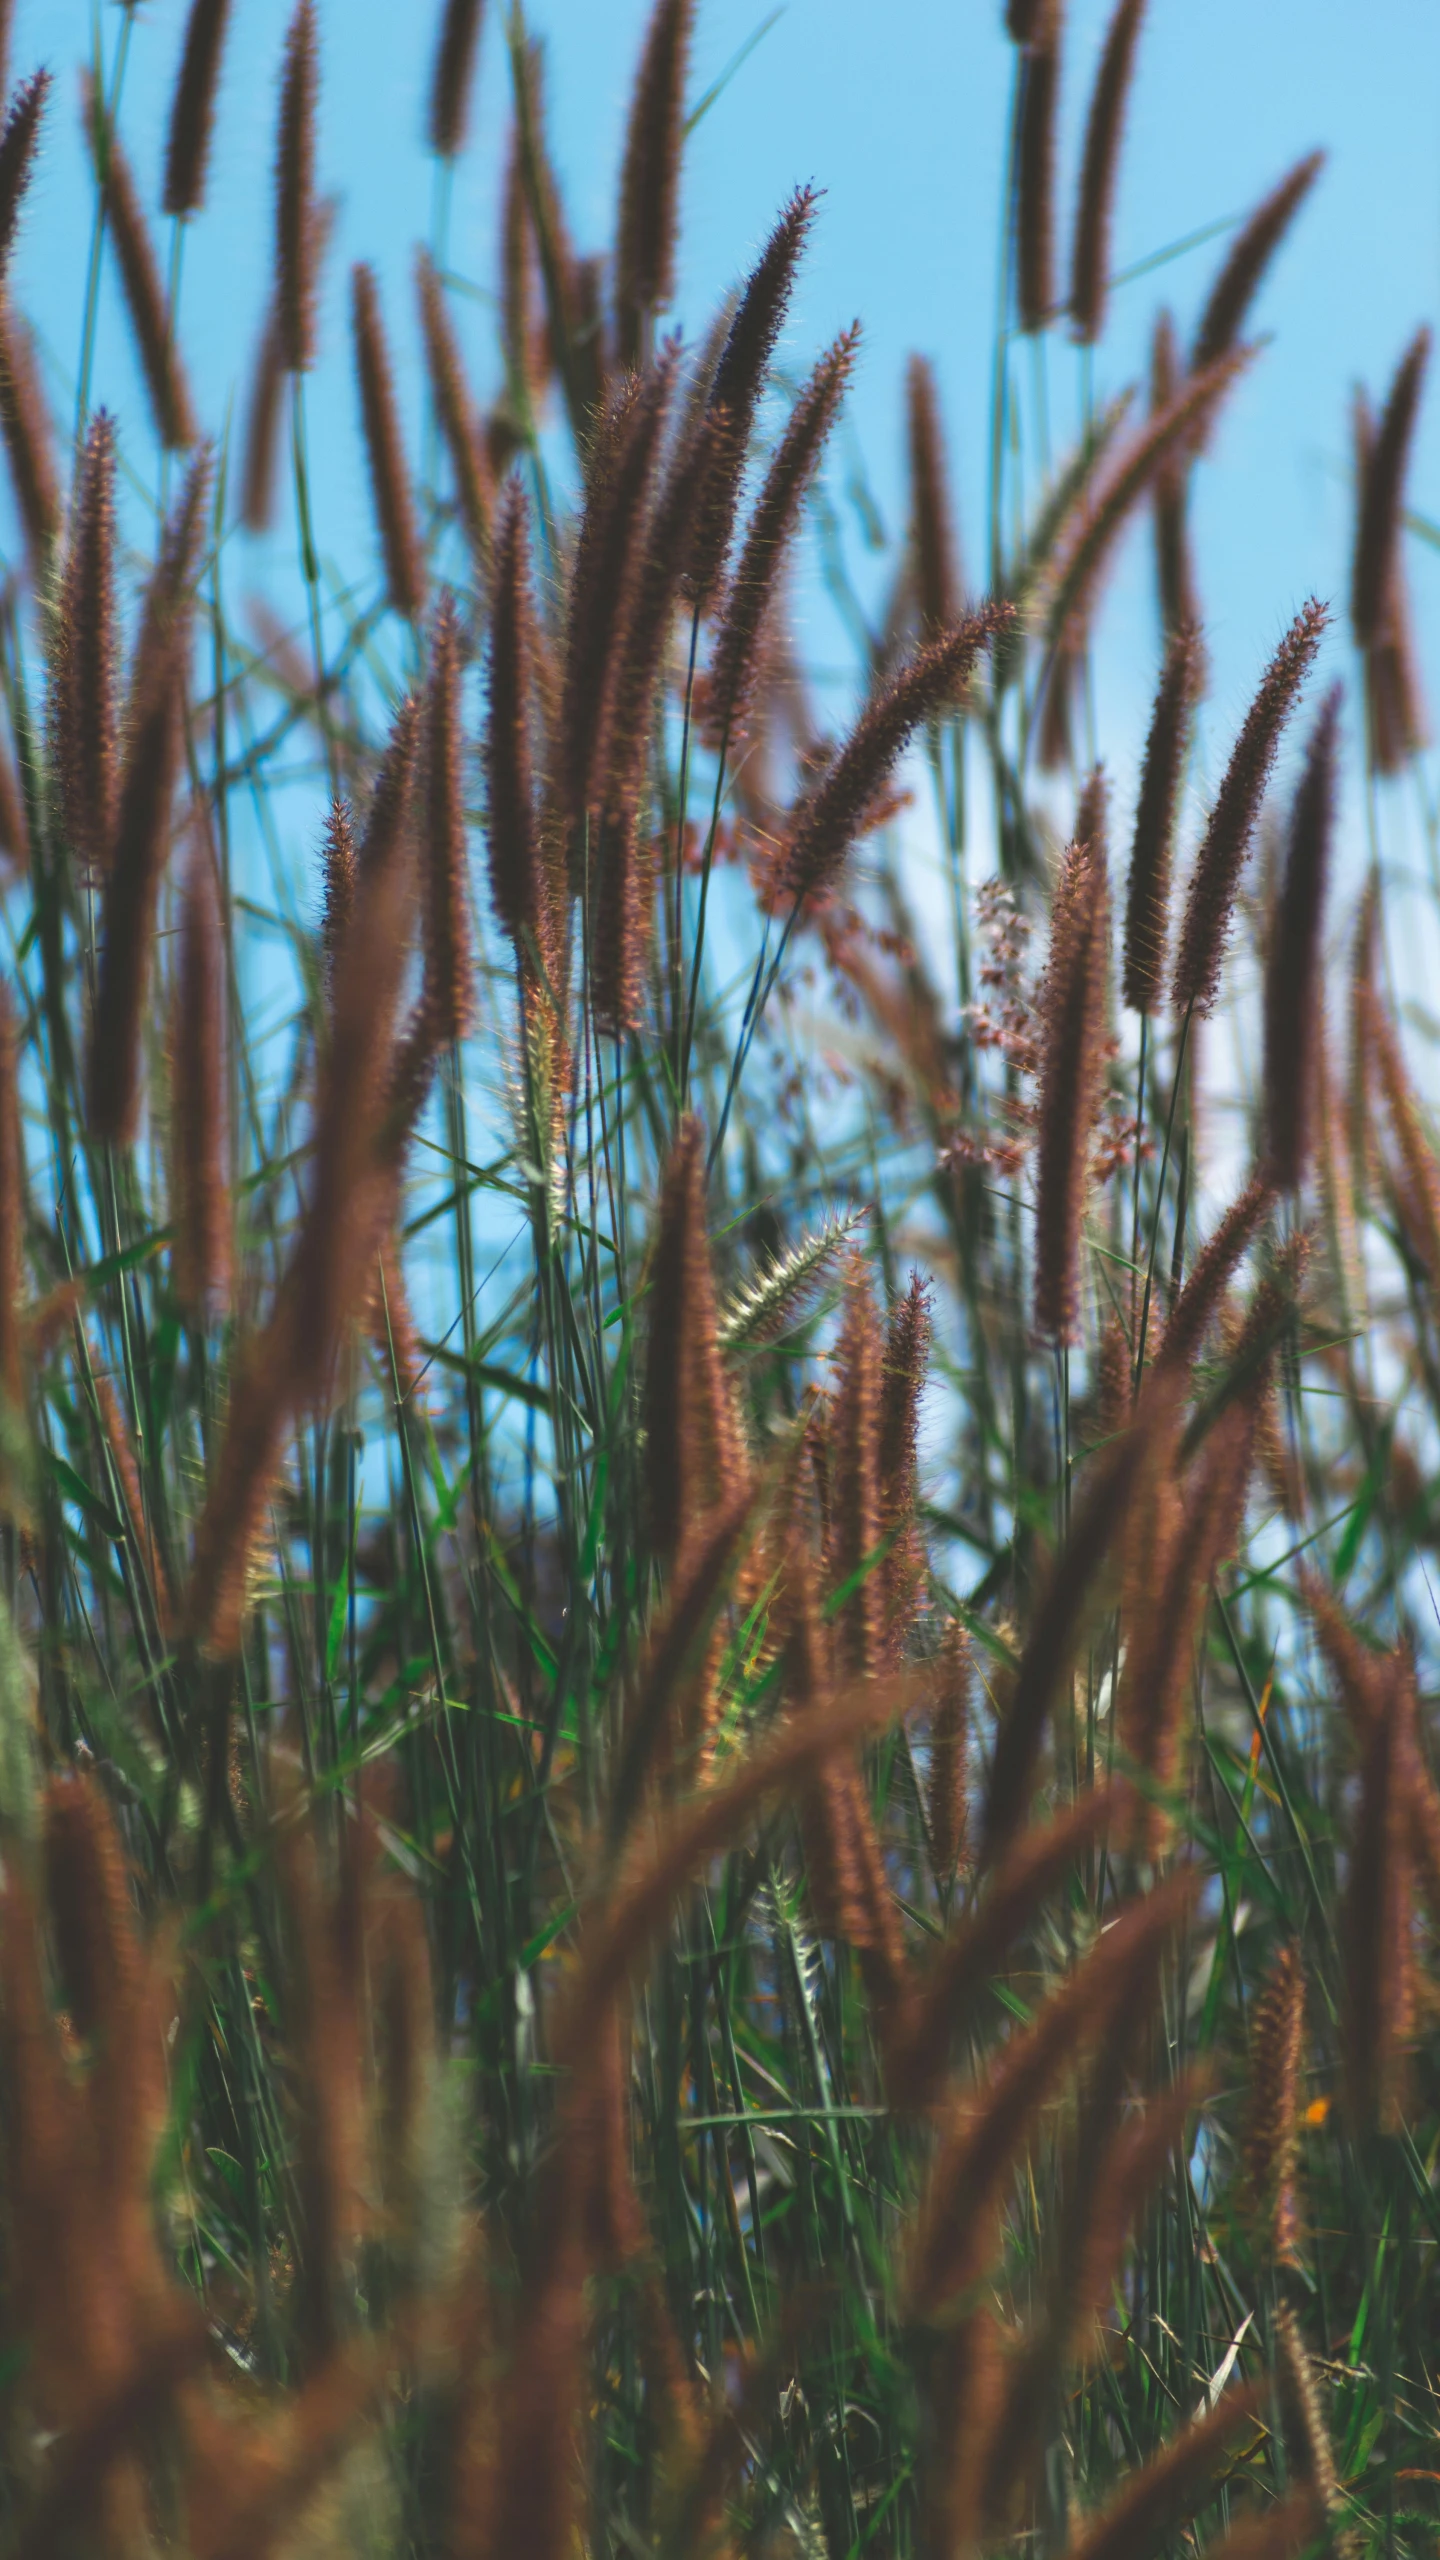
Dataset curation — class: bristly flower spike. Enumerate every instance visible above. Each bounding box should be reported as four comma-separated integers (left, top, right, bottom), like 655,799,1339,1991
415,247,493,579
55,409,119,879
483,483,542,953
615,0,694,369
1192,149,1325,377
0,298,61,560
1122,622,1202,1013
827,1259,884,1682
275,0,319,375
1033,838,1109,1342
1149,308,1199,639
427,0,485,160
351,261,425,622
1244,1939,1306,2265
1263,684,1341,1191
0,69,49,282
878,1270,932,1653
905,354,963,637
708,324,860,744
1014,0,1062,333
1170,597,1328,1018
1350,326,1430,654
783,607,1008,908
421,591,474,1046
320,796,356,991
644,1116,747,1570
163,0,235,218
684,184,819,603
84,87,198,451
171,825,230,1323
1069,0,1146,344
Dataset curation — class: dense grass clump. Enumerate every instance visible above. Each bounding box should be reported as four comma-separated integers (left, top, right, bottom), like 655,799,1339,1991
0,2,1437,2553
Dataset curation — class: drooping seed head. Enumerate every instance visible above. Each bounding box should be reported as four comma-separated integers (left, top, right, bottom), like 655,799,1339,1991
0,296,60,560
1191,149,1325,377
85,86,198,450
1350,326,1429,654
351,260,425,622
416,246,493,578
1069,0,1146,345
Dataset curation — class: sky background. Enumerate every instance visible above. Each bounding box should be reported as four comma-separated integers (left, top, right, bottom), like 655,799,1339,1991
10,0,1440,1006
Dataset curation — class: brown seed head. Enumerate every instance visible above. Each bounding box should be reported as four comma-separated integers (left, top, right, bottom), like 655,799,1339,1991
1033,838,1109,1343
559,355,674,830
427,0,485,159
1170,597,1328,1018
1149,307,1200,640
0,69,49,282
484,484,542,952
1063,2386,1265,2560
878,1269,932,1651
85,89,197,451
1015,1,1062,333
171,826,230,1323
1157,1172,1275,1376
644,1116,747,1568
783,606,1008,908
684,184,819,603
708,324,860,744
351,261,424,621
415,246,493,578
42,1774,138,2047
615,0,693,367
55,409,119,878
0,296,60,560
500,120,552,417
1192,150,1325,377
905,353,963,637
239,304,284,533
421,591,474,1045
1263,684,1341,1191
1351,325,1429,652
163,0,234,218
1243,1940,1305,2264
1069,0,1146,344
320,795,356,991
275,0,319,375
1122,622,1202,1013
827,1259,884,1682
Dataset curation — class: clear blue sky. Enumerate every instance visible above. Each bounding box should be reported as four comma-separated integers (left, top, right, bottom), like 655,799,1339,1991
11,0,1440,924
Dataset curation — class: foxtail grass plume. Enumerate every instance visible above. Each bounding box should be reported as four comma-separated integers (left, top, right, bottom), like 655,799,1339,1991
905,354,963,637
0,68,48,282
0,298,59,559
0,982,20,1414
84,91,197,451
1064,2387,1266,2560
163,0,234,218
783,607,1007,908
88,458,211,1144
171,828,230,1323
1157,1171,1275,1373
1033,837,1108,1343
427,0,485,159
416,247,493,576
92,1366,173,1632
351,261,425,621
1192,149,1325,377
559,355,674,830
0,733,25,875
506,36,586,439
684,183,819,603
827,1260,884,1682
1170,598,1328,1017
1149,308,1199,638
1069,0,1146,344
1354,962,1440,1284
421,591,475,1045
54,409,118,878
878,1270,931,1651
1122,622,1201,1013
275,0,319,375
644,1116,747,1570
1263,685,1340,1190
1353,390,1427,776
484,484,543,954
500,121,553,418
239,305,284,532
708,324,860,744
614,0,693,368
320,795,356,989
1351,328,1429,650
1014,1,1061,333
1244,1939,1305,2264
